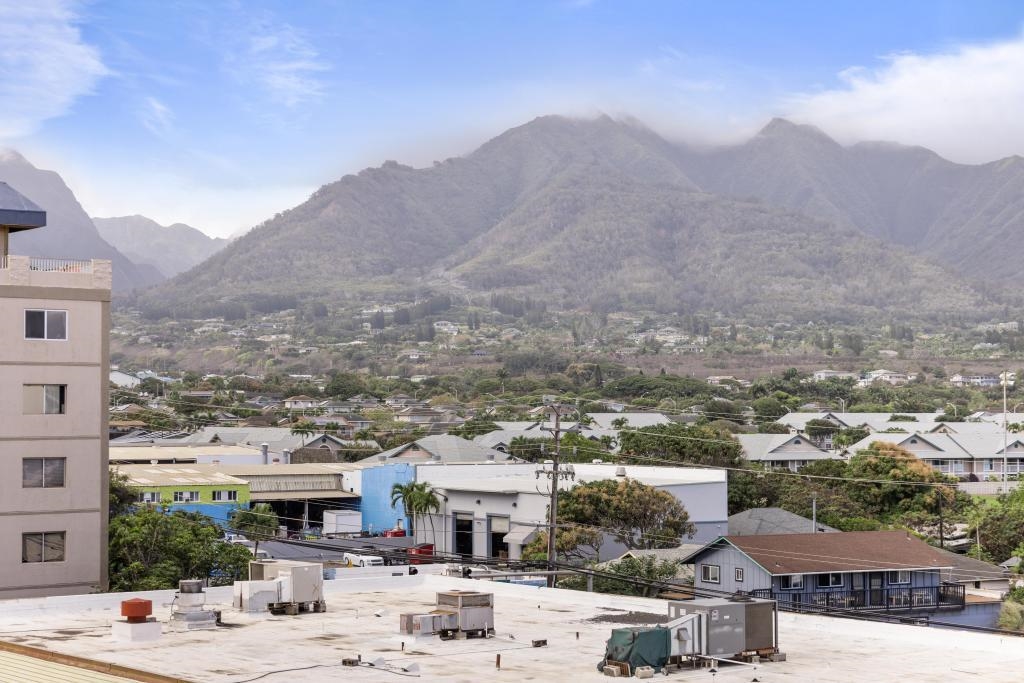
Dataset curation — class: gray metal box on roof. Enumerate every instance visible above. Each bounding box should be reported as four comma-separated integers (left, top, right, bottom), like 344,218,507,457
668,597,776,656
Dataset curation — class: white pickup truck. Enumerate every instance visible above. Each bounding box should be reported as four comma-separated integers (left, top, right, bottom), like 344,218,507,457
343,551,385,567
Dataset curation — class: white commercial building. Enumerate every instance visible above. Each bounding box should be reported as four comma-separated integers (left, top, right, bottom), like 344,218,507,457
412,462,728,561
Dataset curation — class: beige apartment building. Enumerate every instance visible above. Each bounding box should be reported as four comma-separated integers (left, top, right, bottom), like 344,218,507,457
0,182,110,598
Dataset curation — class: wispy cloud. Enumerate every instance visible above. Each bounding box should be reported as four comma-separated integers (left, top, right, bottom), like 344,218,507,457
0,0,109,139
140,96,175,138
224,12,329,107
787,34,1024,163
638,45,724,93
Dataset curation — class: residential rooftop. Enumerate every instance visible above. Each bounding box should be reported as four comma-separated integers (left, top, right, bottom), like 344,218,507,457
690,531,955,575
0,571,1021,682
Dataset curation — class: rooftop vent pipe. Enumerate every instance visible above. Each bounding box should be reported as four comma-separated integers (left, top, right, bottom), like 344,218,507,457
261,442,269,465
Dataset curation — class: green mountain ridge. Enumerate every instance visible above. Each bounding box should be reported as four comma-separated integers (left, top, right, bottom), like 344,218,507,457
132,115,1016,321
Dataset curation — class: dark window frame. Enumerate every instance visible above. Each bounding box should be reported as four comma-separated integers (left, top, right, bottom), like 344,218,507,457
23,384,67,415
24,309,68,341
780,574,804,590
22,457,66,488
888,570,911,585
701,564,721,584
22,531,66,563
816,573,844,588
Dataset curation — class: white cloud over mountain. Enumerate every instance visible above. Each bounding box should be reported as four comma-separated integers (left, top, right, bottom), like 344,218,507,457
788,34,1024,164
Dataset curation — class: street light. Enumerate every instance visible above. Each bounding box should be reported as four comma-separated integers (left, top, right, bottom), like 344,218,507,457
945,403,958,418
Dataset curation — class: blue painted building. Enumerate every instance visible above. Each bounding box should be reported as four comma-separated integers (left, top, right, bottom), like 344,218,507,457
359,463,415,533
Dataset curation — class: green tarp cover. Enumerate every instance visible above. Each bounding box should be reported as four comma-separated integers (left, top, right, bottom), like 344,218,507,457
599,626,671,672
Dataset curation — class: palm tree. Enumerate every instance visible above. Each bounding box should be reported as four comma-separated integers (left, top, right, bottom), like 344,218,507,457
290,419,316,446
391,481,440,547
230,503,280,557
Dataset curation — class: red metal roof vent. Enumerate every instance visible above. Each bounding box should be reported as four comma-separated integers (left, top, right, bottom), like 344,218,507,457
121,598,153,623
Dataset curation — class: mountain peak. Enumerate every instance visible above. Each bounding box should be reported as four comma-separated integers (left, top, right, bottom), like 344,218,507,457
757,118,837,145
0,148,33,167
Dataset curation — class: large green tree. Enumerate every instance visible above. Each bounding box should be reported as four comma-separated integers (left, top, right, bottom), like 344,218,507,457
538,479,696,560
109,470,139,519
109,507,252,591
618,423,742,469
845,442,954,517
230,503,280,555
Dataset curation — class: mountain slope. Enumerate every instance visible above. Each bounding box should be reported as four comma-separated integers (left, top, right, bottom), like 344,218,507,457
678,119,1024,278
139,116,699,298
136,116,997,322
0,151,162,291
93,215,227,278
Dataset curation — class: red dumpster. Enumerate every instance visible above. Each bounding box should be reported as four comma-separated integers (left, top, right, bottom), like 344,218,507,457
407,543,434,565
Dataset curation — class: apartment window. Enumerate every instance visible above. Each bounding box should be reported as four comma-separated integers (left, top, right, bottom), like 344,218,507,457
22,458,66,488
780,575,803,590
816,573,844,588
735,567,745,582
25,310,67,340
22,384,67,415
888,570,911,585
139,491,161,503
173,491,200,503
701,564,721,584
22,532,65,563
213,490,238,502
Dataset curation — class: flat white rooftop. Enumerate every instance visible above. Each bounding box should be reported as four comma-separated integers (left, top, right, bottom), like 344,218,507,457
0,573,1021,682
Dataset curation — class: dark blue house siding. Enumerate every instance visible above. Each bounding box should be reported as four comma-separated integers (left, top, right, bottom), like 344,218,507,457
690,543,964,612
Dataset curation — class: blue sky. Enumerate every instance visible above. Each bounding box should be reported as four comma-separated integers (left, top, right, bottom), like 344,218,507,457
3,0,1024,237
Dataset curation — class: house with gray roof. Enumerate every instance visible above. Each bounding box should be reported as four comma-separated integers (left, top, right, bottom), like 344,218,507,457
683,531,965,615
844,432,1024,479
735,433,840,471
728,507,838,535
360,434,513,464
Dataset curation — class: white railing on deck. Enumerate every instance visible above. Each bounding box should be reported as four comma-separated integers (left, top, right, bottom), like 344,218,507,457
28,257,93,273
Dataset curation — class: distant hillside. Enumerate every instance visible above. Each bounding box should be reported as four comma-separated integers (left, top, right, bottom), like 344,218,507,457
135,115,1001,323
677,118,1024,278
93,215,228,278
0,151,161,291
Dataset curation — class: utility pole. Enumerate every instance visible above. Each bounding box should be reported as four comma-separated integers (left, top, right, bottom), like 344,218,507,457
1004,370,1010,492
811,494,817,533
538,404,575,588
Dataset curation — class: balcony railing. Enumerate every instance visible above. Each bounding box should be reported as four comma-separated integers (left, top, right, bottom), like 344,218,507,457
1,256,95,273
0,254,111,290
751,583,965,613
28,257,93,273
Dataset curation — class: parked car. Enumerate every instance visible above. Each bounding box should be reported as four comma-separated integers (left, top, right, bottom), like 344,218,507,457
343,551,385,567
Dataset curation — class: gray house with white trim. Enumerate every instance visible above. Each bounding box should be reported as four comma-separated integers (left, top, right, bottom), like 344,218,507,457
682,531,965,613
